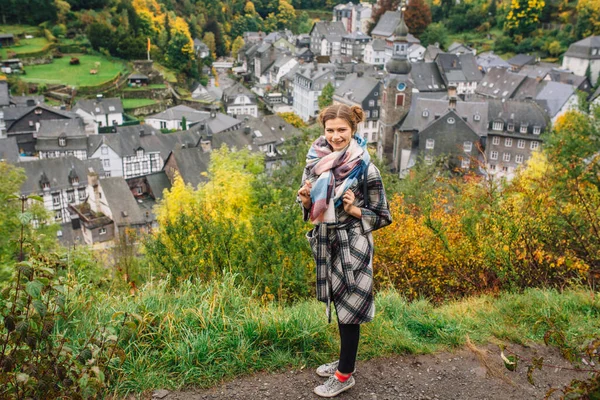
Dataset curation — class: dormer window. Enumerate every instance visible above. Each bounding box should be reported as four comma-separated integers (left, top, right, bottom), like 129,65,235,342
422,110,429,117
507,123,514,132
520,124,528,133
137,149,144,158
474,114,481,121
447,117,455,124
533,126,541,135
109,106,116,111
59,137,66,147
29,120,34,127
42,182,50,190
34,108,42,115
493,121,503,131
95,107,101,113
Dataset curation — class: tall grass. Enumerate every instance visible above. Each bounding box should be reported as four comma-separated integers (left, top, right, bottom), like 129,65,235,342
60,273,600,396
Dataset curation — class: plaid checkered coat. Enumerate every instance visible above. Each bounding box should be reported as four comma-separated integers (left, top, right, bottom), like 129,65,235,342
300,162,392,324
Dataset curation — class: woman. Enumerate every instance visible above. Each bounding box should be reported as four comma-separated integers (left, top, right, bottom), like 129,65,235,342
298,104,392,398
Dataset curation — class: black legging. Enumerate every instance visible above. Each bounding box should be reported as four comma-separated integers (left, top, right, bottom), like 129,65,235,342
338,323,360,374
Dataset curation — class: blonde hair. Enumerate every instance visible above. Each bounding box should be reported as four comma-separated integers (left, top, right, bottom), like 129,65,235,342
317,104,365,134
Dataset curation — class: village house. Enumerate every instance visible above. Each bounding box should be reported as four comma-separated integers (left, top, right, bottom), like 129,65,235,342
333,2,373,34
434,53,483,95
341,31,370,61
193,38,210,58
19,156,104,223
562,36,600,84
309,21,346,57
72,96,124,131
293,62,338,121
36,118,90,160
223,82,259,118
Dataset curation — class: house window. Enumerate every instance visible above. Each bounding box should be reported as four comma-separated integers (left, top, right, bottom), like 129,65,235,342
103,159,110,168
533,126,541,135
422,110,429,117
530,141,539,150
447,117,455,124
373,110,378,118
426,139,435,149
507,123,514,132
464,141,472,152
474,114,481,121
79,189,86,200
493,121,503,131
53,195,60,205
99,228,107,235
503,153,511,162
505,138,513,147
520,125,528,133
101,146,108,155
365,110,370,118
515,154,524,164
55,211,62,221
395,94,405,107
369,100,375,107
461,159,470,169
425,155,433,165
29,120,34,127
160,121,167,129
34,108,42,115
490,164,496,171
490,151,498,160
137,149,144,158
517,140,525,149
42,182,50,190
492,137,500,145
67,192,74,203
105,171,111,177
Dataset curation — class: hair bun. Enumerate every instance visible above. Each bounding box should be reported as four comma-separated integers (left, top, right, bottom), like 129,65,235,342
350,105,365,124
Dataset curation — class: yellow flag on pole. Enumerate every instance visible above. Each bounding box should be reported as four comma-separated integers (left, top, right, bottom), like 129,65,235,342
147,37,151,52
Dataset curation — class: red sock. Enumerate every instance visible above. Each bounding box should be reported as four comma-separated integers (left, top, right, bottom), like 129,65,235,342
335,370,351,382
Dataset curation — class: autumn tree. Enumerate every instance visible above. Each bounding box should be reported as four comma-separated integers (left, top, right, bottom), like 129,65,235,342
203,31,216,58
575,0,600,39
277,0,297,30
404,0,431,36
503,0,545,36
231,36,245,59
277,112,306,128
318,83,335,109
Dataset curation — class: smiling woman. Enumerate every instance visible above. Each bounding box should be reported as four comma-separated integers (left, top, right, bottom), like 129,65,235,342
297,103,392,398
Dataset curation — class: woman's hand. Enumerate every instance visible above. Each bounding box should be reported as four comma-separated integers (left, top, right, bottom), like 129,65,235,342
343,189,362,218
298,180,312,209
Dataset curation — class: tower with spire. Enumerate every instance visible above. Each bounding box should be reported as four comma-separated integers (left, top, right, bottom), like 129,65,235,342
377,1,415,171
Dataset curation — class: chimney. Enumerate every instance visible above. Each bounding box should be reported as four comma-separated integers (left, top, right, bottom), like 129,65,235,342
26,99,35,107
139,129,145,136
244,126,251,134
96,94,103,102
87,170,101,213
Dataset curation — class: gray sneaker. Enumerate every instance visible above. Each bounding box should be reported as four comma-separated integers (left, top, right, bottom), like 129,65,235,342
316,360,356,377
314,375,355,398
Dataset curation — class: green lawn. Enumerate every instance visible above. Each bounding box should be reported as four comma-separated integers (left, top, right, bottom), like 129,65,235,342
122,98,158,109
22,54,127,87
124,83,167,91
0,24,40,35
0,37,50,58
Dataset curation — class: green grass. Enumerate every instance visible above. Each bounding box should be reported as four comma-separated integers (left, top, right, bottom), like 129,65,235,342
21,54,127,87
153,62,177,83
61,273,600,396
122,98,158,109
447,28,502,54
0,37,50,58
124,84,167,91
0,24,40,35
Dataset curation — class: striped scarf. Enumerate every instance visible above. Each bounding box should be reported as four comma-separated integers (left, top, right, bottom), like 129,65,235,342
306,134,370,224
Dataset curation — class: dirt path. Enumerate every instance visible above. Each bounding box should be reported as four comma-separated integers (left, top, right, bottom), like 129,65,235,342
151,344,587,400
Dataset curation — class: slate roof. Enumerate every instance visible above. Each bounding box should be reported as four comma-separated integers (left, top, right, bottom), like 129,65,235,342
128,73,149,80
519,62,558,79
9,96,44,107
223,82,255,100
74,97,124,116
476,52,510,72
147,105,210,123
370,38,386,52
476,67,526,99
534,81,576,118
20,156,104,195
168,146,211,188
296,63,337,83
545,70,590,89
191,83,218,103
144,171,171,201
487,99,549,131
99,177,147,226
0,137,19,163
311,21,346,43
37,118,86,138
564,36,600,60
410,62,446,92
507,54,535,68
448,42,475,54
435,53,482,84
371,11,400,38
510,76,539,100
400,95,489,136
0,81,9,107
424,45,443,61
419,109,479,143
334,75,380,105
3,103,75,131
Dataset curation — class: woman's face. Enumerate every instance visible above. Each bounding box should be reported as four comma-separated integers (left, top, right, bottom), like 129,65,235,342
324,117,353,152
